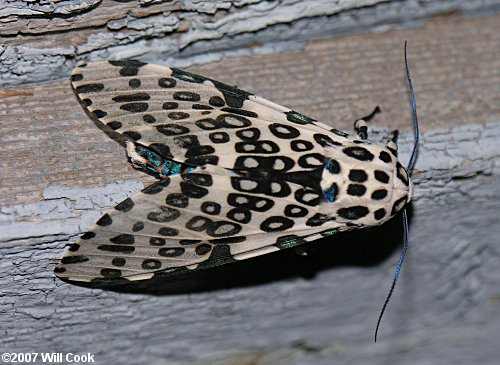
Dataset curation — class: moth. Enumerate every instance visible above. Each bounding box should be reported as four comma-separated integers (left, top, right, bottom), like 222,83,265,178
55,53,418,297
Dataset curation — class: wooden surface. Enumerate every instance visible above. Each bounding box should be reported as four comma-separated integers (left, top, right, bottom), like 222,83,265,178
2,0,497,86
1,5,500,365
1,13,499,207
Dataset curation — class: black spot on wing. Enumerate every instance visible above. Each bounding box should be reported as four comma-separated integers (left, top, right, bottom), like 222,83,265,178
92,110,107,118
150,237,166,246
375,170,390,183
221,107,258,118
110,234,134,245
173,91,200,102
180,181,208,198
101,268,122,278
284,204,308,218
142,180,169,195
158,78,176,88
96,214,112,226
75,83,104,93
343,147,374,161
120,102,149,113
107,121,122,130
227,193,274,212
207,221,242,237
349,169,368,182
371,189,388,200
61,255,89,264
68,243,80,252
112,93,150,102
108,60,147,76
201,201,221,215
148,143,172,158
183,173,213,186
162,102,178,110
142,259,162,270
98,245,135,254
166,193,189,208
172,66,249,107
338,206,369,220
158,227,179,237
81,232,95,240
314,133,342,147
374,208,386,220
209,96,225,107
209,132,230,143
147,206,181,222
209,236,247,245
129,79,141,88
379,151,392,163
195,244,212,255
347,184,366,197
71,74,83,82
159,247,185,257
123,131,142,141
157,124,190,136
236,127,261,141
197,245,236,269
294,188,322,206
291,140,314,152
298,153,325,168
226,208,251,224
112,258,126,267
115,198,135,212
306,213,332,227
269,123,300,139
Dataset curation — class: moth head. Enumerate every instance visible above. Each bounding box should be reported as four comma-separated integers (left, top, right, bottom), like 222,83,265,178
321,142,413,226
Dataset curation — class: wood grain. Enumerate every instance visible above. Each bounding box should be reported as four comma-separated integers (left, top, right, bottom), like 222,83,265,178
1,14,498,206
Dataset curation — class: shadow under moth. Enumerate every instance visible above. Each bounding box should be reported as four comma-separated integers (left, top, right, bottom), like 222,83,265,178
55,46,419,340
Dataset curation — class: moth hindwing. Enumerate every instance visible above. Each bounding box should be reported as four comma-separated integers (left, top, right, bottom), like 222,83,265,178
55,60,413,283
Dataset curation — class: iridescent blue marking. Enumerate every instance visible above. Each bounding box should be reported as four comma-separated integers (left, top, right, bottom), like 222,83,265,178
162,159,184,175
321,229,338,236
325,160,334,172
136,145,163,167
331,129,348,137
133,144,194,176
323,184,337,202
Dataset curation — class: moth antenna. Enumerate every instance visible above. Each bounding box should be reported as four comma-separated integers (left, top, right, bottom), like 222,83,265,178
375,208,409,342
374,41,419,342
404,41,419,175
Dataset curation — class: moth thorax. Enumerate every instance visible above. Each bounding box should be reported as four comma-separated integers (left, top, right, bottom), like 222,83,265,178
320,144,411,225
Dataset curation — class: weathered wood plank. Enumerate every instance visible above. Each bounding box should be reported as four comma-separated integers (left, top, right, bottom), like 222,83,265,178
1,8,500,365
1,14,499,206
2,0,499,86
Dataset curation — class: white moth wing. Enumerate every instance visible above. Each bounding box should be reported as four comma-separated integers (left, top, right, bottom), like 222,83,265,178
54,167,340,282
70,61,347,172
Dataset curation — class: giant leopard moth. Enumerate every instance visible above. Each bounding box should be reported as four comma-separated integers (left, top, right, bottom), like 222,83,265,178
55,44,418,340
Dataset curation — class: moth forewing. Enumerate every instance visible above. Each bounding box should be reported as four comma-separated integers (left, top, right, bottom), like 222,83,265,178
55,60,413,283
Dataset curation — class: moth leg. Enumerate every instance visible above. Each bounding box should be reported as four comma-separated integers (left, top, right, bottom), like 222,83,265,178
353,106,381,140
386,130,399,157
294,245,317,257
